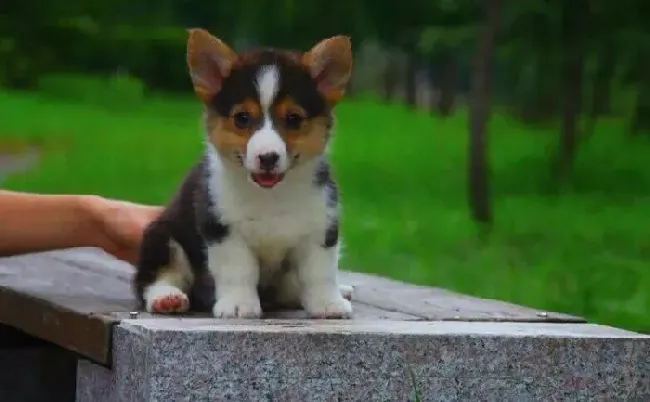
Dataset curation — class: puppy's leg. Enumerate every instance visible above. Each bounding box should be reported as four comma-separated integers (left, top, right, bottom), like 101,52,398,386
208,235,262,318
293,239,352,319
273,269,353,309
143,241,193,313
135,224,193,314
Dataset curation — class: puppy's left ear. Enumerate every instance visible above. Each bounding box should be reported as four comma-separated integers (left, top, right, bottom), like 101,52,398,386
302,36,352,103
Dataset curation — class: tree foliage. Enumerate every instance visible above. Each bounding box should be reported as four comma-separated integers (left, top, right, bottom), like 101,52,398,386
1,0,648,224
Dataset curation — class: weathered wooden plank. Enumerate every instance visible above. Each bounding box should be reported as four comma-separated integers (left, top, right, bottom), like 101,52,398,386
0,247,585,367
107,301,423,321
340,271,586,323
0,248,133,365
0,248,423,364
0,286,118,365
4,248,585,322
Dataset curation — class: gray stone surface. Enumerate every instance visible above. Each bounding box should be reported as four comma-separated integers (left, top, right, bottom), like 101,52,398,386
76,359,117,402
76,319,650,402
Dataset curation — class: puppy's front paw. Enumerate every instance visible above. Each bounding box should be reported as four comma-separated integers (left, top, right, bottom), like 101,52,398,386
339,284,354,301
305,295,353,319
212,295,262,318
145,285,190,314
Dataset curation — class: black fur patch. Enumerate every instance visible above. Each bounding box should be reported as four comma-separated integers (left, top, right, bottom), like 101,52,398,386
313,158,340,248
200,201,230,244
210,50,328,119
314,158,339,209
133,157,224,312
323,219,339,248
201,212,229,244
313,157,331,186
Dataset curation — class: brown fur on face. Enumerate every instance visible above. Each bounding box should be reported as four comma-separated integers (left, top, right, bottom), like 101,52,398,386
205,98,263,165
273,97,331,160
187,29,352,171
206,97,331,167
205,114,247,166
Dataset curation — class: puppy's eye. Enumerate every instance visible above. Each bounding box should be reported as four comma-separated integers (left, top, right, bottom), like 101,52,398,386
233,111,252,129
285,112,304,130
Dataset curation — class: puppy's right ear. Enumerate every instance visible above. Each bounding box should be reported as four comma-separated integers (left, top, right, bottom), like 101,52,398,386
302,36,352,104
186,28,238,102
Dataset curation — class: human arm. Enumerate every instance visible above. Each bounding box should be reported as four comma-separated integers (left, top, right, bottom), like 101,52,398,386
0,190,162,264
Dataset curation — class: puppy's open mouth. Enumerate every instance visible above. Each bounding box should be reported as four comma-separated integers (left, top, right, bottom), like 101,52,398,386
251,172,285,188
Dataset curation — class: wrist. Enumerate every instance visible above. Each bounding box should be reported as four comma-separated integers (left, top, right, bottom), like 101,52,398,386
76,195,110,249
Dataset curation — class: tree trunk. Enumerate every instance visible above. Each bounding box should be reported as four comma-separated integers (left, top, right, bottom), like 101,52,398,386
557,0,590,177
427,49,458,117
631,50,650,136
404,53,418,108
591,44,615,116
515,54,559,124
437,48,458,117
383,55,399,102
467,0,501,225
584,42,616,137
427,57,438,113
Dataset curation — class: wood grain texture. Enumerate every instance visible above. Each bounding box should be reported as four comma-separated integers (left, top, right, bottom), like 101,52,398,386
0,248,133,365
340,271,586,323
0,247,585,367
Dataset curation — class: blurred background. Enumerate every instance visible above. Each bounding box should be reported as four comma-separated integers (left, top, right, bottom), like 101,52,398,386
0,0,649,332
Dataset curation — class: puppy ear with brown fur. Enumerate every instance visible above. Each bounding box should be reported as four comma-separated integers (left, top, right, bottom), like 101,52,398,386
186,28,238,102
302,36,353,103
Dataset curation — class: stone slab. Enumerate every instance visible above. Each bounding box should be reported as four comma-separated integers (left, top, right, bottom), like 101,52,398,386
0,248,586,366
75,319,650,402
76,359,116,402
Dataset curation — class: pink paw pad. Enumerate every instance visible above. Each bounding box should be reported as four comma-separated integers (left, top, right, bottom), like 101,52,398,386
151,294,189,313
311,307,351,319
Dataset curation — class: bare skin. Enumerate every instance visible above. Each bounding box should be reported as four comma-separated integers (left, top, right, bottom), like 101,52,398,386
0,190,162,265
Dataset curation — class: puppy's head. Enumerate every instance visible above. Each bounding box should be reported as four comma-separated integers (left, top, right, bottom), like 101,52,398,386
186,28,352,189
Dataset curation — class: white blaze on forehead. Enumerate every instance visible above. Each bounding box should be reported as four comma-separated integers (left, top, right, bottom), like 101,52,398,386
255,65,280,111
246,65,287,173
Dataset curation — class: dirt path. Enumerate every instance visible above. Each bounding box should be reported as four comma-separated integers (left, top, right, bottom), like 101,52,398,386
0,149,39,184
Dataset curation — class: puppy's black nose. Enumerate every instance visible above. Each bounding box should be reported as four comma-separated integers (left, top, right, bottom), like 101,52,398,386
258,152,280,171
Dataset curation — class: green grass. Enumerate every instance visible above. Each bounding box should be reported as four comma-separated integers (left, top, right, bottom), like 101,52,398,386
2,85,650,333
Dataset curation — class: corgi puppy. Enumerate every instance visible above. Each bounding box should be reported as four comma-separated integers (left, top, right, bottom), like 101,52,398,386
133,28,353,319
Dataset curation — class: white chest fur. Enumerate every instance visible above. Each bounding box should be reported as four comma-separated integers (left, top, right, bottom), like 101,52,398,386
203,150,350,319
207,154,329,277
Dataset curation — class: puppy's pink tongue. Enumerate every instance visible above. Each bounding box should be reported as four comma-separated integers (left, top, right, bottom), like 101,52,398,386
252,172,281,188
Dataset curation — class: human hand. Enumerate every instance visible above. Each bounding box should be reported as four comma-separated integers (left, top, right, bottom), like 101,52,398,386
83,196,163,265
